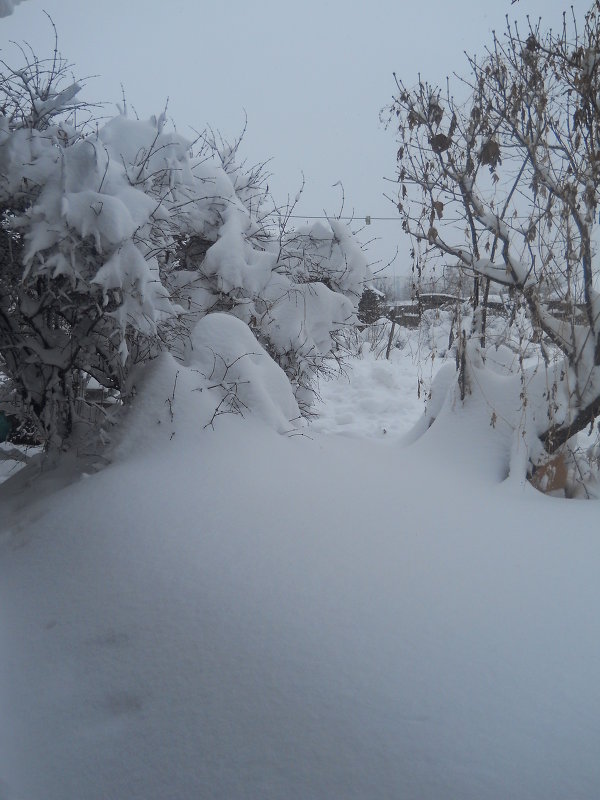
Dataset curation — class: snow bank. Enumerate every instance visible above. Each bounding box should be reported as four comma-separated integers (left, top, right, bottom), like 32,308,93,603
2,348,600,800
186,313,301,434
112,318,301,462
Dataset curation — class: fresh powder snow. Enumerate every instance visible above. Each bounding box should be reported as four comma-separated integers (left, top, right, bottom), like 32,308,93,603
1,342,600,800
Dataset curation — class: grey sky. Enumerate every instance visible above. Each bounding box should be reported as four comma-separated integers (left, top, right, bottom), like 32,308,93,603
2,0,589,274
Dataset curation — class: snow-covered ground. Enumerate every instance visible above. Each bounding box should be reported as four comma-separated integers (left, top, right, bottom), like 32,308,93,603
0,452,23,485
1,347,600,800
311,350,426,439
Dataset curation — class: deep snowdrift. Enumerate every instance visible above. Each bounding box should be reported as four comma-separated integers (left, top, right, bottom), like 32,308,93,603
1,351,600,800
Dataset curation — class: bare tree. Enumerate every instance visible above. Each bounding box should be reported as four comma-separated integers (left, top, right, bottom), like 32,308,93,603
388,2,600,460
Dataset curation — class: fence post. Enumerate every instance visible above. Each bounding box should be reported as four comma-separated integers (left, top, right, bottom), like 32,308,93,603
385,319,397,360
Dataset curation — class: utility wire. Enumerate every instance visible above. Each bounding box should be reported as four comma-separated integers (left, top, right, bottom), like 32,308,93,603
263,213,469,224
264,213,402,223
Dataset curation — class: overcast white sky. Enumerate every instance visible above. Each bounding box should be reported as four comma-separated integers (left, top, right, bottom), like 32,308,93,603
1,0,590,274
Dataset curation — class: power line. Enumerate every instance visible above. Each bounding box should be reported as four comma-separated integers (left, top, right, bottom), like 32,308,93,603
268,213,489,224
266,214,403,224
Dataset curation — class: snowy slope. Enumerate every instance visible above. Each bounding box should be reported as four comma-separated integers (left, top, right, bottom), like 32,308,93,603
1,351,600,800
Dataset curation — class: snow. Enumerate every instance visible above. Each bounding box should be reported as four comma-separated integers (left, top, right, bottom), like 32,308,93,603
184,313,301,433
311,348,425,438
2,342,600,799
200,206,276,296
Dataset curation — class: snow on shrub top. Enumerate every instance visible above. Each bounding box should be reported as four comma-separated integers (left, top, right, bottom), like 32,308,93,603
0,46,370,448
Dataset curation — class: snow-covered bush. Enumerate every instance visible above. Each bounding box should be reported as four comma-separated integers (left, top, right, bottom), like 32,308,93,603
167,140,368,414
0,39,369,451
0,53,179,448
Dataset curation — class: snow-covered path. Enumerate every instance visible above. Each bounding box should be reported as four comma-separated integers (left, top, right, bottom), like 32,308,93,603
312,351,426,439
1,352,600,800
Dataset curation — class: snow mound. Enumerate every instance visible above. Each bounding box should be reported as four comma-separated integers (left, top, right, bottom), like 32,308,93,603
186,313,302,434
112,313,301,461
